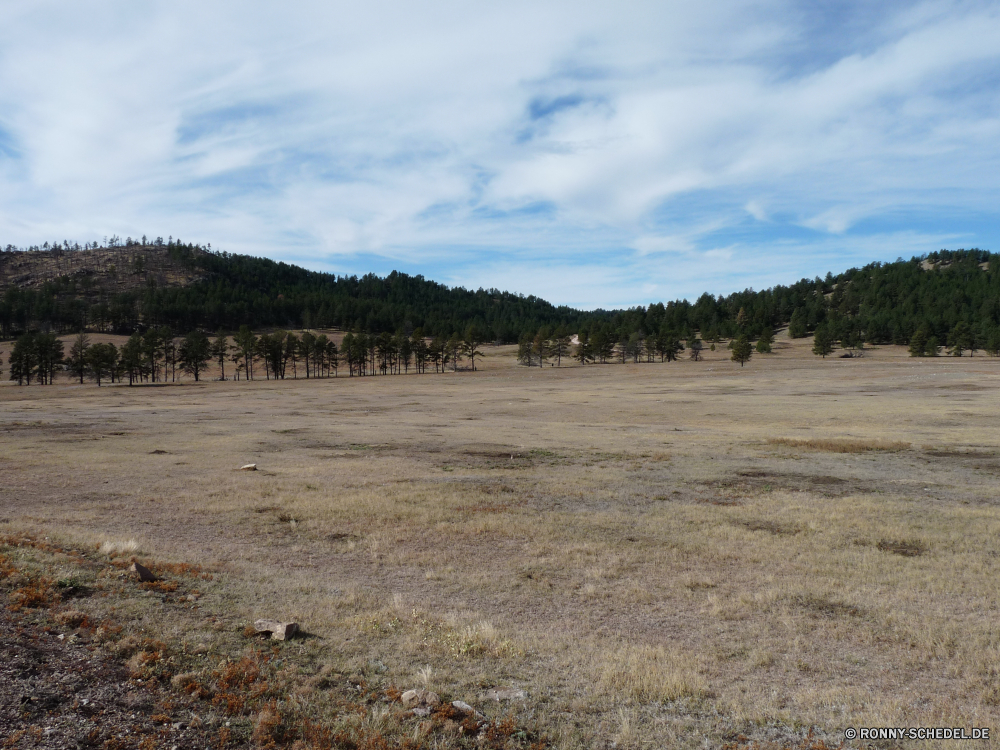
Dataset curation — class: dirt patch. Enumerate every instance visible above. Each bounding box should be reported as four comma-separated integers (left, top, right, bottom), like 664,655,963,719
0,605,224,749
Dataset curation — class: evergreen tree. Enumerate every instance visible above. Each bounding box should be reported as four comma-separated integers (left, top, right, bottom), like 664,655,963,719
68,333,91,383
120,333,144,385
592,330,614,363
533,331,549,367
731,334,753,367
35,333,63,384
985,329,1000,357
551,333,571,366
948,322,972,357
812,327,834,358
284,332,301,378
86,342,118,386
755,327,773,354
234,325,257,380
210,330,229,380
398,335,413,373
788,309,808,338
178,330,211,381
326,338,339,376
908,327,928,357
574,332,593,365
461,325,485,371
8,332,38,385
688,335,703,361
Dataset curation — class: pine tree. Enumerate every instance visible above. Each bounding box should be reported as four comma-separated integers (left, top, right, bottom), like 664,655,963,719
210,330,229,380
463,325,485,371
533,332,549,367
755,327,773,354
731,334,753,366
35,333,64,384
68,333,91,383
688,336,703,361
908,328,928,357
234,325,258,379
574,332,592,365
120,333,144,385
788,309,808,338
948,322,972,357
8,333,38,385
551,334,571,366
86,343,118,386
986,329,1000,357
812,327,834,358
178,330,211,381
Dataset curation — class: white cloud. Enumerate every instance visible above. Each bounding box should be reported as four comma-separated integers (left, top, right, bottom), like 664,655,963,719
0,1,999,304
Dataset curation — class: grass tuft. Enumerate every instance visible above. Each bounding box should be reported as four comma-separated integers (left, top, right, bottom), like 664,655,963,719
98,539,140,557
767,437,910,453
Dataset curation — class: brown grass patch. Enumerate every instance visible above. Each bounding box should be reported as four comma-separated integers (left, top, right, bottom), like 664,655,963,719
767,437,910,453
739,520,800,536
876,538,927,557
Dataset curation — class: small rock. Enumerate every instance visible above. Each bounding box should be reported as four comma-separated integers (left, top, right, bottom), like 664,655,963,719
402,689,440,709
412,706,431,717
484,687,526,702
451,700,487,722
130,562,157,582
240,463,258,471
253,619,299,640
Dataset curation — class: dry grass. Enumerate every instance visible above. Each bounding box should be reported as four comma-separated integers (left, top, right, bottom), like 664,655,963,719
2,333,1000,747
767,437,912,453
98,539,140,557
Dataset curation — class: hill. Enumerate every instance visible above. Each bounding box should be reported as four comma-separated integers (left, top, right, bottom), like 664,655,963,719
2,240,1000,350
0,240,586,342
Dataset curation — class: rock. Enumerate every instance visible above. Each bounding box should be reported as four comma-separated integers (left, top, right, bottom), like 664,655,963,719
451,700,487,722
253,619,298,640
484,687,526,702
240,464,257,471
402,689,440,709
412,706,431,717
130,562,157,582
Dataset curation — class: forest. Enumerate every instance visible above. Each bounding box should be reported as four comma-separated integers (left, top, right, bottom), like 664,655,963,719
3,239,1000,385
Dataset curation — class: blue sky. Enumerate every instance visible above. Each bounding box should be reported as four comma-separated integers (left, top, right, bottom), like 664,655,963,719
1,1,999,308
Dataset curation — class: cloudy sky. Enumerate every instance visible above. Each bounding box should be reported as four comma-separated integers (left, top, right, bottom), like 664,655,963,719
1,1,999,308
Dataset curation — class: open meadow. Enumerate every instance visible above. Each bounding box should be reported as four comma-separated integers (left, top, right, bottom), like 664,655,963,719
2,334,1000,748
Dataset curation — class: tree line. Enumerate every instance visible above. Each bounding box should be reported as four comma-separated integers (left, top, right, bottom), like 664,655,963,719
5,240,1000,358
3,324,490,386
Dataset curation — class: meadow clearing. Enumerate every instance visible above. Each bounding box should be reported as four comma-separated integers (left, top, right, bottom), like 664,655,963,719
2,333,1000,748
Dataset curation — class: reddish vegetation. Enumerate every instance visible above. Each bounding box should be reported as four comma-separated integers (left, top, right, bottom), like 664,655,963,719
0,533,550,750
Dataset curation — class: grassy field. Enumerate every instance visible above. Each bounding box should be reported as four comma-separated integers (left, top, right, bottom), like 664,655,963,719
2,333,1000,748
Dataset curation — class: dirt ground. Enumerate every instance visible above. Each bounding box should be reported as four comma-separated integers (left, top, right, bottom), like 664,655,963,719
2,334,1000,748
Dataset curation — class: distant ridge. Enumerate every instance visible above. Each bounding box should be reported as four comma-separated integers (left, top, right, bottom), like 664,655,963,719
2,240,999,350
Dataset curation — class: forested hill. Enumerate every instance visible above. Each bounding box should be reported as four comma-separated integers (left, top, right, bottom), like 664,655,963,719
0,240,587,341
2,239,1000,347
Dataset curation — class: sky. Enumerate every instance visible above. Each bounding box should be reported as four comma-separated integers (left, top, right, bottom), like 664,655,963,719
1,1,1000,309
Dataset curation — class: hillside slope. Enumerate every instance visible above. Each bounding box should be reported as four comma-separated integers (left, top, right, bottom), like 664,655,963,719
2,241,1000,350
